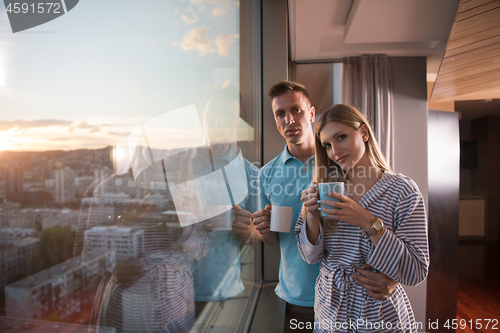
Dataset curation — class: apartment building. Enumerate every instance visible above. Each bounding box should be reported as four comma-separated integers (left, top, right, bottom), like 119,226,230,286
84,226,144,262
0,202,27,228
0,237,39,288
0,228,37,245
55,167,77,204
5,250,111,320
75,176,97,198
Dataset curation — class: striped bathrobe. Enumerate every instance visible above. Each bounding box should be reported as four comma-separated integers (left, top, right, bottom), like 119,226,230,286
295,172,429,333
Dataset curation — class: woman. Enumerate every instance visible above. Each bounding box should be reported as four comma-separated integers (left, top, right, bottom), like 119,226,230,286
295,104,429,332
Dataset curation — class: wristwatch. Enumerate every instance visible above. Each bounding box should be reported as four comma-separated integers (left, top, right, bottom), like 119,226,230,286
363,218,384,236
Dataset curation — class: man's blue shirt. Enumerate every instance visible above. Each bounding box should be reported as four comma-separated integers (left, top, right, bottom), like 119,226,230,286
190,145,259,301
258,145,320,307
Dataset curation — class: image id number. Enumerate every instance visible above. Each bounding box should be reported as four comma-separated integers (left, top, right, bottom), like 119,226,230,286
6,2,62,14
444,319,498,330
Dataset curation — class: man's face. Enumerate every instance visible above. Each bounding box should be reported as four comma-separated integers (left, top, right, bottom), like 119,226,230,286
271,91,315,145
202,97,239,143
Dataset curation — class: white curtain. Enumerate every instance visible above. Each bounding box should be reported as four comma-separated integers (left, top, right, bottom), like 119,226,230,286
341,54,394,169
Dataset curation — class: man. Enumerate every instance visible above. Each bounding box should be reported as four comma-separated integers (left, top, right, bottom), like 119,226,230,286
254,81,397,332
187,84,259,313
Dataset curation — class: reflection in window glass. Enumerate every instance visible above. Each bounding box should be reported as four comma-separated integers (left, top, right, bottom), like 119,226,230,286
0,1,260,332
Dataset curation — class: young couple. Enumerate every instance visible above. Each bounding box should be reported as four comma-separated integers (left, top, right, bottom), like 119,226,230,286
250,81,429,332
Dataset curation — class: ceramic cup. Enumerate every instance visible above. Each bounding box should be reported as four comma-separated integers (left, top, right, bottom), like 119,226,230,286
270,206,293,233
318,182,345,212
210,205,234,231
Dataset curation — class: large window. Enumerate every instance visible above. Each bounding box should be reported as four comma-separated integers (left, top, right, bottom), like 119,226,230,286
0,1,261,332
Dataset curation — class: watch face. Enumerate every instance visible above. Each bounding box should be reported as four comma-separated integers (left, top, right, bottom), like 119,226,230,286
374,220,383,231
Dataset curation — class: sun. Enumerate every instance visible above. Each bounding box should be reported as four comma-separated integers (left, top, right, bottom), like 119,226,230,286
0,132,14,151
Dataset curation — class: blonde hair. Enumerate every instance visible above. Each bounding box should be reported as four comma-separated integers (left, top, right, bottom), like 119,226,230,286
315,104,391,181
309,104,392,230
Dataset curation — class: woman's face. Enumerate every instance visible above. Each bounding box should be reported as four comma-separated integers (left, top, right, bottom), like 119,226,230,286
319,121,369,171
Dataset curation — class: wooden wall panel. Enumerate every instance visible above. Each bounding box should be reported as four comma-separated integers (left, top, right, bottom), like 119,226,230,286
451,18,500,40
454,1,500,21
458,0,496,13
431,0,500,101
444,34,500,57
441,45,500,67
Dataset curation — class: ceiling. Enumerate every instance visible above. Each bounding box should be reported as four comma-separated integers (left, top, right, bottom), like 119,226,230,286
289,0,459,81
289,0,500,118
455,99,500,120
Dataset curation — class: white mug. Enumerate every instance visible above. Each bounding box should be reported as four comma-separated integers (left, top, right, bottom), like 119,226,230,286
210,205,234,231
270,206,293,233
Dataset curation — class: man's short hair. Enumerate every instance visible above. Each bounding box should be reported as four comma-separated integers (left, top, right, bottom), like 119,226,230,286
198,84,240,118
268,80,312,105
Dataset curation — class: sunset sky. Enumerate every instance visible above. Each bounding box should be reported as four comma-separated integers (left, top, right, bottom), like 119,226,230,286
0,0,242,152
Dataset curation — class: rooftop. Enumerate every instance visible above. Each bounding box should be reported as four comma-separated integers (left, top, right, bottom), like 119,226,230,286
86,226,141,234
13,237,39,247
5,250,107,290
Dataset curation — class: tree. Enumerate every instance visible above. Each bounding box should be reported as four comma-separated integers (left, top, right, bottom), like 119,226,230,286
35,219,42,232
31,225,77,273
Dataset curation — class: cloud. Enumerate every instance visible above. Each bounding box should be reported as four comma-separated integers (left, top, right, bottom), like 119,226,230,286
181,13,199,24
189,0,217,12
0,118,142,151
215,34,238,56
173,28,238,56
0,119,104,134
3,127,117,151
108,130,130,137
173,27,215,55
189,0,233,17
0,119,72,131
212,7,226,16
40,133,116,150
70,121,101,133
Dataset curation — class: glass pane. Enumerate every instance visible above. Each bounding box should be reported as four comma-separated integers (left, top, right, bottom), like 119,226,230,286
0,1,260,332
